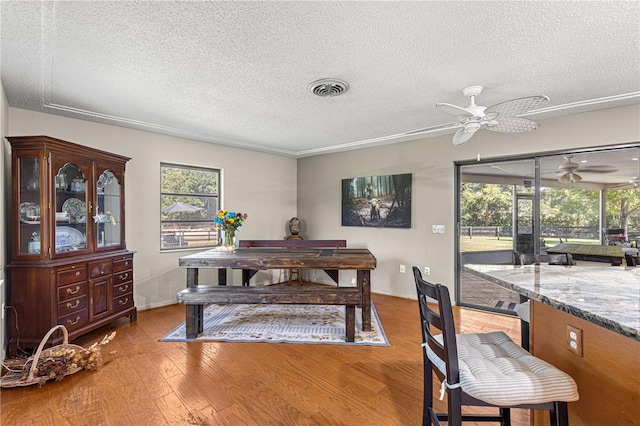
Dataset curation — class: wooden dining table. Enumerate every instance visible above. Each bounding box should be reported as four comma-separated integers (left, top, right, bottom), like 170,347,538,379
178,247,377,341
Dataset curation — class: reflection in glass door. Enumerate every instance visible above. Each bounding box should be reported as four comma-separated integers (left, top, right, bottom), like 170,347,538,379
457,159,535,313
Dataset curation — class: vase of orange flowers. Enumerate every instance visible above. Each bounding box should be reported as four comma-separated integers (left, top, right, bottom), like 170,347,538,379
214,210,248,250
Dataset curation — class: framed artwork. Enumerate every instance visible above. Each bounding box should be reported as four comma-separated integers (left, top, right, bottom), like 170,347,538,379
341,173,411,228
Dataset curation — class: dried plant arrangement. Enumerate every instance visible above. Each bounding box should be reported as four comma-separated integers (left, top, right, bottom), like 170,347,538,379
1,325,116,388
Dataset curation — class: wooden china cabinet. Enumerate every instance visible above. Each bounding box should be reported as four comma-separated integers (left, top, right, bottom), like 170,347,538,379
7,136,136,355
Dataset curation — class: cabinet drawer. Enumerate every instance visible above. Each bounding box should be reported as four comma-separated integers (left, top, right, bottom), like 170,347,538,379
58,309,88,332
113,293,134,312
113,269,132,285
89,260,112,278
58,281,88,302
113,282,132,296
58,295,88,317
113,255,133,273
57,264,88,286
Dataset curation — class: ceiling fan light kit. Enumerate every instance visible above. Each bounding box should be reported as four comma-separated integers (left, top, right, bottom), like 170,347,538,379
437,85,549,146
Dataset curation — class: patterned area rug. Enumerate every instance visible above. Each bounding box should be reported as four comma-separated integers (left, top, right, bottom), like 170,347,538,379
161,303,389,346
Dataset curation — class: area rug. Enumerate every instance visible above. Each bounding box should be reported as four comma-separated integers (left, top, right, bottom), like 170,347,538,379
161,303,389,346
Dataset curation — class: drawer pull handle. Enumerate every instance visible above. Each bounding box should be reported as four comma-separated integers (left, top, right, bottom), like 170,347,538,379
75,271,80,277
119,272,129,281
125,261,129,266
120,285,129,293
119,298,129,306
67,286,80,295
67,316,80,325
66,300,80,309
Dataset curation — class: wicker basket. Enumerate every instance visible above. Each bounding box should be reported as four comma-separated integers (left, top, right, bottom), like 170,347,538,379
1,325,92,388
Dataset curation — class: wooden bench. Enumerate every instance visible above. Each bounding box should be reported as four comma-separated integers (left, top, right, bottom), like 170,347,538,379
177,284,360,341
238,239,346,285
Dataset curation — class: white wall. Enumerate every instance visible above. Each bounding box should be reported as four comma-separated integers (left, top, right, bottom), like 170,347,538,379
297,104,640,299
8,108,298,309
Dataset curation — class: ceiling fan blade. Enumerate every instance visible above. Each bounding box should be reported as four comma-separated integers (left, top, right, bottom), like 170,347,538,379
577,165,619,174
436,103,473,119
487,116,540,133
452,127,477,145
608,182,637,189
485,95,549,117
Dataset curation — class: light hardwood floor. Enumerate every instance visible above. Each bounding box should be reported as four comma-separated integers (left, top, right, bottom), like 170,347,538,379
1,293,528,425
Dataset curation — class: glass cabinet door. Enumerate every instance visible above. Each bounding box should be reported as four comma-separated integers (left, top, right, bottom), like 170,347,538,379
18,157,42,256
95,170,122,248
54,163,88,254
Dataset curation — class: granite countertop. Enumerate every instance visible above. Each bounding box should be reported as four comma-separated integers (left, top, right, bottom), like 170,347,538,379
464,264,640,342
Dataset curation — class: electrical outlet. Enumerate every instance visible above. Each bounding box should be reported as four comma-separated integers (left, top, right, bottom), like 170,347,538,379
399,264,406,274
424,267,430,276
567,325,583,357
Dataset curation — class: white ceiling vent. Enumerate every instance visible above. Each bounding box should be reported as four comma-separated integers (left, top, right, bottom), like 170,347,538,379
308,79,349,98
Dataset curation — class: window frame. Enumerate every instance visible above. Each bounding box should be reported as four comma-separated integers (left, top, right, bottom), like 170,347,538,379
160,162,221,251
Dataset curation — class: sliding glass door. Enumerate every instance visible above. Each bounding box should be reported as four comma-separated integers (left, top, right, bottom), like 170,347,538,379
456,144,640,313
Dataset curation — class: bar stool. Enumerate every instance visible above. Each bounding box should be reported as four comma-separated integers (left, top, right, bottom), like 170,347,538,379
413,266,578,426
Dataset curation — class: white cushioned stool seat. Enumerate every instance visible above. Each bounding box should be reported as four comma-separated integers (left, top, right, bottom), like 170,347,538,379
426,331,579,406
514,300,531,323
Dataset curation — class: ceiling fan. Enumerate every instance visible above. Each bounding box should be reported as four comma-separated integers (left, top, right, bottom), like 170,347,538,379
557,156,620,183
412,86,549,145
558,156,582,183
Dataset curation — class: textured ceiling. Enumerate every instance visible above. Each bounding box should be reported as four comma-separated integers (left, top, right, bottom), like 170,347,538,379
1,1,639,158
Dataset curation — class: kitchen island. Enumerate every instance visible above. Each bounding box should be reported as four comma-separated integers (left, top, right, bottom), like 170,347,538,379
464,264,639,426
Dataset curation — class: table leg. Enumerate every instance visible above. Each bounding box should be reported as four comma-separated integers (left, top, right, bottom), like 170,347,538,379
358,270,371,331
345,305,355,342
185,305,199,339
186,268,201,339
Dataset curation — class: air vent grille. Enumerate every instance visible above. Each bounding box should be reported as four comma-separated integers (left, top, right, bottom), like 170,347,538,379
308,79,349,97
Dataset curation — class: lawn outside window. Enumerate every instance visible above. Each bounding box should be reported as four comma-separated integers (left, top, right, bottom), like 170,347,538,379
160,163,220,250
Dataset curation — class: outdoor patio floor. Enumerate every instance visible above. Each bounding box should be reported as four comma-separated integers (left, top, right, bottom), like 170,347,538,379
460,269,520,311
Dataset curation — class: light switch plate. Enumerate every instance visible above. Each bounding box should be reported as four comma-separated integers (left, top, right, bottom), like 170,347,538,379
432,225,445,234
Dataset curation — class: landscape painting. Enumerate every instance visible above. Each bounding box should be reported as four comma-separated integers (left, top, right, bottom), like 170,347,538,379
341,173,411,228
